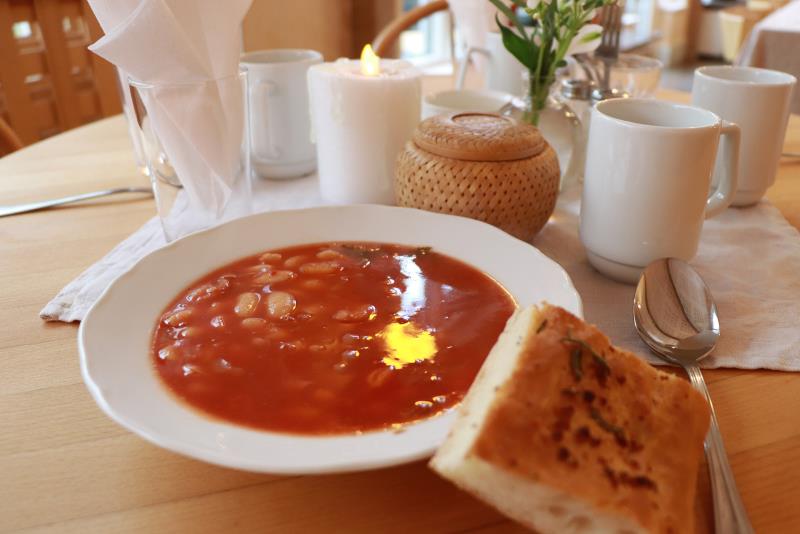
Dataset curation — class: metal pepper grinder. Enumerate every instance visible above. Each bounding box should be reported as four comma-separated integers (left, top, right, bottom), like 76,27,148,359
557,79,628,185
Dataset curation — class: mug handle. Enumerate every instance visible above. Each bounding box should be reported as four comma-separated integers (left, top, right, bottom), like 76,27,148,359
455,46,490,90
250,80,281,161
705,120,740,219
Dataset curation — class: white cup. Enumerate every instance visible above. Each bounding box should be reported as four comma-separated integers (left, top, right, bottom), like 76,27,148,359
241,49,323,180
456,31,527,96
580,99,741,284
422,89,513,119
691,66,796,206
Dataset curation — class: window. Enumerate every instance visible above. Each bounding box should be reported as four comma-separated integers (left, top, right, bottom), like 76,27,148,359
621,0,658,50
398,0,453,70
12,21,32,39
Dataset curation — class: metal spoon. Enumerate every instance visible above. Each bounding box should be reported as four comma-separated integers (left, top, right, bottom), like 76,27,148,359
633,258,754,534
0,187,152,218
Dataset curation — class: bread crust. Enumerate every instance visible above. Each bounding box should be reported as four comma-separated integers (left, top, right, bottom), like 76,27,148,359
432,305,710,534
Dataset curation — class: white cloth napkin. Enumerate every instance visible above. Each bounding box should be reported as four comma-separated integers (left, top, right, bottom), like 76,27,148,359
41,177,322,322
534,187,800,371
87,0,253,227
41,181,800,372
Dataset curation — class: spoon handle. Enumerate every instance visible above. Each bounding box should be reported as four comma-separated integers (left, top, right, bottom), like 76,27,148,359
685,364,754,534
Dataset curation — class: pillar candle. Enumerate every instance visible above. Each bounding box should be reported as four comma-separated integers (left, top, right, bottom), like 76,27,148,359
308,46,421,205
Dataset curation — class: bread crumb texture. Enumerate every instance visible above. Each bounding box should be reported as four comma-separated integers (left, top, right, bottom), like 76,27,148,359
471,305,710,534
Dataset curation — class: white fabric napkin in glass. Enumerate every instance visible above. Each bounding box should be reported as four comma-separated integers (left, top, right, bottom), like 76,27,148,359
88,0,250,82
41,181,800,372
87,0,253,222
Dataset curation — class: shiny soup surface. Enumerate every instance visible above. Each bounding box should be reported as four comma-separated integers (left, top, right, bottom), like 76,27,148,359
152,242,516,434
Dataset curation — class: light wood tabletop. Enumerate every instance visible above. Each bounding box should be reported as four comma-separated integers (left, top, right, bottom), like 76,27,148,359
1,90,799,534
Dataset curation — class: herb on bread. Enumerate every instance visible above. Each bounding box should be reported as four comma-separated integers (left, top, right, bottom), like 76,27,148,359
561,334,611,383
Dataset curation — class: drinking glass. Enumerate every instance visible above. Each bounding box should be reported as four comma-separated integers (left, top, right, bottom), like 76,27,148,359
606,54,663,98
127,71,252,241
115,67,149,177
568,53,663,98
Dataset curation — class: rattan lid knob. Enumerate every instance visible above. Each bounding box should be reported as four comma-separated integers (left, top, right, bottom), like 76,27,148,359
412,112,546,162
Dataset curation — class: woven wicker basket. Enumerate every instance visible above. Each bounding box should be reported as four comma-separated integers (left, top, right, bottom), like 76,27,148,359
395,112,560,241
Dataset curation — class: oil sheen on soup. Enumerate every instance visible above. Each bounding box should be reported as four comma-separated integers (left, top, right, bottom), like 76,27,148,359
152,242,515,434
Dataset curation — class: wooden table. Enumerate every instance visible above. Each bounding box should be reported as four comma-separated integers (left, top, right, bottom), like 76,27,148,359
2,91,800,533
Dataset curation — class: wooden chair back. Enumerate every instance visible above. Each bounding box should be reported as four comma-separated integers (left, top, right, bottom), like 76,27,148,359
0,116,24,155
372,0,450,58
0,0,121,150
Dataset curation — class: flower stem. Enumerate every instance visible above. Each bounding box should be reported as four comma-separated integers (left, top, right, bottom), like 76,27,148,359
524,23,580,126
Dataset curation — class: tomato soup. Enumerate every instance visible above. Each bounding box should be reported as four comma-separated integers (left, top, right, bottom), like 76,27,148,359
152,242,515,434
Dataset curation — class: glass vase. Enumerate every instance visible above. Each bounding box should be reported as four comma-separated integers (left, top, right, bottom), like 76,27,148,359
518,74,584,191
523,73,555,126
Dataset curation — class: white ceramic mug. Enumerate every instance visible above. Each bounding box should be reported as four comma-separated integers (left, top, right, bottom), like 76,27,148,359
580,99,740,284
456,31,527,96
422,89,513,119
241,49,323,179
692,66,796,206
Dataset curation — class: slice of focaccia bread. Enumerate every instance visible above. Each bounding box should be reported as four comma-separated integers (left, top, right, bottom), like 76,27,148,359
430,304,710,534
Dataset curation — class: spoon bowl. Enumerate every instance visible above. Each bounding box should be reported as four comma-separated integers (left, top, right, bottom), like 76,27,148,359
634,258,753,534
634,257,720,365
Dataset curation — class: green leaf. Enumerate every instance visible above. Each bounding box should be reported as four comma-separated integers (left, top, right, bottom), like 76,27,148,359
496,16,536,70
486,0,528,37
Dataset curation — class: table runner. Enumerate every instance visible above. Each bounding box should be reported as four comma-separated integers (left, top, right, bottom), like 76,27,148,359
41,176,800,371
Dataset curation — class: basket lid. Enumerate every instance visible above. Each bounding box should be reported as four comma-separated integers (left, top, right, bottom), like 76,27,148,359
412,112,546,162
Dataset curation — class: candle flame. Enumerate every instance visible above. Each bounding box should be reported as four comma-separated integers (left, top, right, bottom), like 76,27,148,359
360,44,381,76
